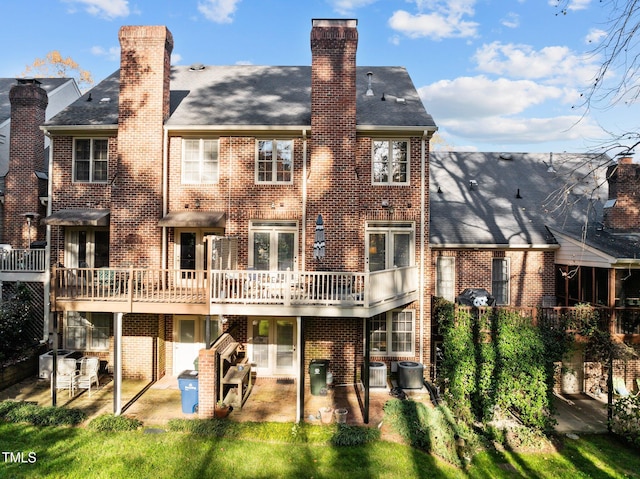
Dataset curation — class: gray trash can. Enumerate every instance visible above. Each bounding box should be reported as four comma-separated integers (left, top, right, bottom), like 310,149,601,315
309,359,330,395
178,370,199,413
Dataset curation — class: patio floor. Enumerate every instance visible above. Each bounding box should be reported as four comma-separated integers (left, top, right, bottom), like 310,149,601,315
0,373,430,428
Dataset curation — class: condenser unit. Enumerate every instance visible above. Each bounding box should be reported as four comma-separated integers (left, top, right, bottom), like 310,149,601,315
397,361,424,389
369,362,387,388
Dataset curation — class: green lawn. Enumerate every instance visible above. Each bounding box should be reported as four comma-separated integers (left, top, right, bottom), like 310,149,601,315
1,423,639,479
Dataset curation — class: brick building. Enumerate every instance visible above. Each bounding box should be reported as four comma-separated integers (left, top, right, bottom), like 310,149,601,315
42,20,437,418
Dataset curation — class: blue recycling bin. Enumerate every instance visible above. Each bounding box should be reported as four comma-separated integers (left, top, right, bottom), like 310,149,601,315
178,370,199,413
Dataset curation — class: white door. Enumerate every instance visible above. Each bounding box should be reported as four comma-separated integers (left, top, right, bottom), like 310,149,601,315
173,316,206,375
247,317,296,376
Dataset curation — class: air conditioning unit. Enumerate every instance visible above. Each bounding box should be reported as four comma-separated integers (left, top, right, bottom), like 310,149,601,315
397,361,424,389
369,362,387,388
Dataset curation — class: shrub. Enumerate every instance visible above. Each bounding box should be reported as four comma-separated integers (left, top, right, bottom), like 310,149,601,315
610,395,640,446
87,414,142,432
0,284,37,363
0,400,86,426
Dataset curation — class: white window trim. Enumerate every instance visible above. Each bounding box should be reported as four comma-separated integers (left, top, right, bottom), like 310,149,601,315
255,139,294,184
371,139,410,186
64,227,109,268
181,138,219,184
369,309,415,356
73,138,108,184
64,311,111,352
248,220,298,271
174,228,223,271
436,256,456,301
492,257,510,305
365,222,415,272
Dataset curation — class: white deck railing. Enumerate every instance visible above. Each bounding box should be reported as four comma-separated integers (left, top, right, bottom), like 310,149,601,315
0,248,47,272
53,266,419,309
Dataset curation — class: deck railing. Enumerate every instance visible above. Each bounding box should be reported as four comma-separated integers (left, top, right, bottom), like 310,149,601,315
52,265,418,309
0,248,46,272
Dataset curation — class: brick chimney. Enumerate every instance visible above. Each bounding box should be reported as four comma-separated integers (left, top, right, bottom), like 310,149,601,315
3,79,48,247
309,19,359,270
113,26,173,267
604,157,640,232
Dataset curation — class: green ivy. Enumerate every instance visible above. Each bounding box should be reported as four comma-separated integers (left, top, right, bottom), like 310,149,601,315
434,300,572,431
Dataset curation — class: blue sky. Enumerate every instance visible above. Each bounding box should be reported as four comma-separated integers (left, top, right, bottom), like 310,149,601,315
1,0,636,153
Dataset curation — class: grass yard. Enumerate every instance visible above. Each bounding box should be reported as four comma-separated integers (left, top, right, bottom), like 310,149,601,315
1,422,639,479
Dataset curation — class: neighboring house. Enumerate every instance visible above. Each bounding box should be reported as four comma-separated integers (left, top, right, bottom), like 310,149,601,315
0,77,80,339
430,151,640,391
42,21,437,418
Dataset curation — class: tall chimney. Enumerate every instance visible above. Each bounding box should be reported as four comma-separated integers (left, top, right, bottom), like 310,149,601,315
309,19,359,270
604,159,640,231
113,26,173,267
4,78,48,247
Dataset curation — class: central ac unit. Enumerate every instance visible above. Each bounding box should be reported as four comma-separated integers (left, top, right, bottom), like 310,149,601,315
369,362,387,388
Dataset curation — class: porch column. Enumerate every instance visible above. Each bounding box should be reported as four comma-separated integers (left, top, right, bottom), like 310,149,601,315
114,312,123,416
364,317,370,424
297,317,304,423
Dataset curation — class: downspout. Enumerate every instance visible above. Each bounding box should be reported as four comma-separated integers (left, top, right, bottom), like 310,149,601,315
298,130,308,423
419,131,427,366
301,130,307,271
44,130,53,342
161,128,168,270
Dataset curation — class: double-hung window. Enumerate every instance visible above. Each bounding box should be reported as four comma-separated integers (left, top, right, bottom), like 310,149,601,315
372,140,409,184
436,256,456,301
65,312,111,351
74,138,108,183
182,139,219,184
256,140,293,183
370,310,415,356
492,258,510,305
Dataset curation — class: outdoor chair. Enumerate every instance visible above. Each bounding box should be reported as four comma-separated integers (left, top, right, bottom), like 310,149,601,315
77,357,100,397
53,358,79,398
612,377,639,398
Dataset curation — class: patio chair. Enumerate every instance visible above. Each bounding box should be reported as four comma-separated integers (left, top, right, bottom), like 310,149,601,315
612,377,639,398
53,358,79,398
77,357,100,397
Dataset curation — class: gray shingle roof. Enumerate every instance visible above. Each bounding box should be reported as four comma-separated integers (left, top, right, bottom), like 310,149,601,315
45,66,435,129
0,78,71,124
430,151,639,260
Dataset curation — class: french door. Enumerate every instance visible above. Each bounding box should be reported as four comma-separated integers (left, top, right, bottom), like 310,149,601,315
365,223,414,272
247,317,296,376
175,229,217,287
249,221,297,271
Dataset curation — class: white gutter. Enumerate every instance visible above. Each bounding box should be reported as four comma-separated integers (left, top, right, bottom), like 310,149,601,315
430,243,560,250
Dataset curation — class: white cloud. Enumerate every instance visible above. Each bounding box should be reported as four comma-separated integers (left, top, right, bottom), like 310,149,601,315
419,75,604,146
198,0,241,24
473,41,599,87
389,9,478,40
585,28,606,45
548,0,592,12
90,45,120,61
327,0,378,15
171,53,183,65
501,12,520,29
63,0,129,19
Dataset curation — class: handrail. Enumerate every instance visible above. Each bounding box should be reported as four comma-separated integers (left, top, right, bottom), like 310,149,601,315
0,248,47,272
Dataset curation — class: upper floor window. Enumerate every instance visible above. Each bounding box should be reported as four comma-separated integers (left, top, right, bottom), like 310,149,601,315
492,258,510,305
249,221,298,271
74,138,108,183
182,139,219,184
372,140,409,185
256,140,293,184
366,222,414,272
436,256,456,302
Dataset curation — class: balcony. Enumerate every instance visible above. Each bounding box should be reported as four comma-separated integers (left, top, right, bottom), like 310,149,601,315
51,266,419,317
0,248,47,282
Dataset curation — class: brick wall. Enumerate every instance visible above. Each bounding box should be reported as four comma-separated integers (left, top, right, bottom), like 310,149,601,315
604,159,640,231
4,80,48,247
119,313,160,380
432,249,555,307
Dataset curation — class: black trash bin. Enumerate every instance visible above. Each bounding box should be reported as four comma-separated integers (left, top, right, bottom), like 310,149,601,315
309,359,330,396
178,370,199,413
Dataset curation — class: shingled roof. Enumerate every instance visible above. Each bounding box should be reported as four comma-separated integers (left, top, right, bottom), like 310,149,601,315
0,78,71,124
45,65,435,130
430,151,640,260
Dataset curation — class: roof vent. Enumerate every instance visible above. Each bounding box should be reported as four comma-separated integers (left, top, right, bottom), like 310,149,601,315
396,97,406,103
499,153,513,160
99,97,111,103
189,63,205,71
365,71,374,97
469,180,478,190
